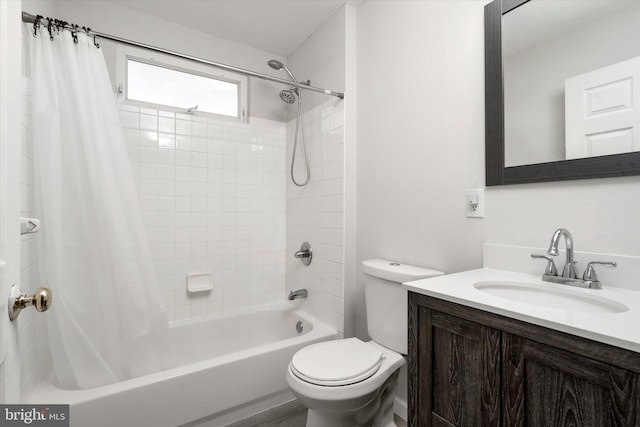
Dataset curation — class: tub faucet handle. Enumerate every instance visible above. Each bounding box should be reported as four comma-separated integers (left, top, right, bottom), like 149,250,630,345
294,242,312,266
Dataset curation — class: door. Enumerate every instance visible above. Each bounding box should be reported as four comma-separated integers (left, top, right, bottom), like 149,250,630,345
415,307,501,427
503,333,639,426
565,56,640,159
0,0,24,403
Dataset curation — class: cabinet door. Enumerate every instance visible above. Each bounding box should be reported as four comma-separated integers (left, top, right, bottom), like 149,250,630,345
503,333,639,427
414,307,501,427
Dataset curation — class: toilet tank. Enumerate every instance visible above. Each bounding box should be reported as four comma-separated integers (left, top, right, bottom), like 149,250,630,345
363,259,443,354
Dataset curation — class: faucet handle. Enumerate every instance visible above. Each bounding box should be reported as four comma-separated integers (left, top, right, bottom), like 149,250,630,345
531,253,558,276
582,261,617,283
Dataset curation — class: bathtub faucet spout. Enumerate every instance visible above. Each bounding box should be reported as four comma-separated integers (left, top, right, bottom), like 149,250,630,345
288,289,308,301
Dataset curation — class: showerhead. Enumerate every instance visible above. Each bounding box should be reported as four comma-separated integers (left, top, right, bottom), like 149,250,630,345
268,59,299,104
268,59,285,70
279,89,297,104
267,59,297,82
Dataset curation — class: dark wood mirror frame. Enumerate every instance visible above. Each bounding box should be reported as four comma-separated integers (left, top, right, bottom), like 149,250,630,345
484,0,640,186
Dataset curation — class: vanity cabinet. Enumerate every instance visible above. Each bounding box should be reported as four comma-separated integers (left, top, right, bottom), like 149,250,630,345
408,292,640,427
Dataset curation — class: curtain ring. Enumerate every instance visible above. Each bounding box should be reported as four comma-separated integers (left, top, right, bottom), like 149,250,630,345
93,34,100,49
46,18,54,41
71,24,78,44
32,15,43,37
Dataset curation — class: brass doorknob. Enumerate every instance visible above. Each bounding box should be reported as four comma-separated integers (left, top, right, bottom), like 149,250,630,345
8,285,52,321
31,287,51,312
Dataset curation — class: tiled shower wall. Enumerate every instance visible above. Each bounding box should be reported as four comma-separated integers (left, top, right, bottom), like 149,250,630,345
286,99,345,335
119,106,287,321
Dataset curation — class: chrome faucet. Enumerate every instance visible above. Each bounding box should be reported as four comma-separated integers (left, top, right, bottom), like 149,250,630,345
547,228,577,279
531,228,617,289
288,289,308,300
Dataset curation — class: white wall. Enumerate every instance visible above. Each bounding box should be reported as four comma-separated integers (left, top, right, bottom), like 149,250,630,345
355,0,640,333
24,0,288,121
356,2,640,416
287,6,346,119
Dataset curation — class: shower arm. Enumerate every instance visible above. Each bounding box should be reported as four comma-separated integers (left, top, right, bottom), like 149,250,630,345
21,11,345,100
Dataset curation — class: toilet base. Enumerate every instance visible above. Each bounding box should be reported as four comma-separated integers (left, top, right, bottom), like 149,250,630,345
303,370,400,427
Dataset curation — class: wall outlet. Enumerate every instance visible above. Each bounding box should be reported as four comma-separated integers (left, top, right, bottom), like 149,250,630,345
466,188,485,218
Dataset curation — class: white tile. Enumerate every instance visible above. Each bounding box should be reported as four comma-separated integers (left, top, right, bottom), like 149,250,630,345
140,114,158,131
158,133,176,149
175,305,191,321
207,139,223,154
140,147,159,164
176,181,192,197
140,164,158,180
176,150,192,166
193,167,208,182
122,128,139,146
158,165,176,181
175,197,191,212
192,152,208,168
140,180,158,196
139,131,158,148
176,166,192,182
192,137,208,153
176,119,191,135
159,117,176,134
176,135,191,151
119,111,139,128
192,121,208,137
208,124,223,139
158,149,175,165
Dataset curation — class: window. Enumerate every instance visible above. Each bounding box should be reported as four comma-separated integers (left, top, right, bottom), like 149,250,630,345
116,46,248,121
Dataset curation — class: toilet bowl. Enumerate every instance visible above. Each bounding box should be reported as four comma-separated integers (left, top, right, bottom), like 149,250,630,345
286,339,405,427
286,259,444,427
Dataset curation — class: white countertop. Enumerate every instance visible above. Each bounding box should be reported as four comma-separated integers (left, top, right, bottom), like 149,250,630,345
404,268,640,353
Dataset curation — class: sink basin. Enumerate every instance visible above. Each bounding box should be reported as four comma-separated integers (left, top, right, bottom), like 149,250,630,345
473,281,628,314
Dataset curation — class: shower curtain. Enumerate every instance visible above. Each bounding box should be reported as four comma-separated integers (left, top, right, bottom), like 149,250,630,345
27,25,174,389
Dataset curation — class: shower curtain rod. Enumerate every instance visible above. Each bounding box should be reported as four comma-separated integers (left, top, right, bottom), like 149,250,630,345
21,11,345,100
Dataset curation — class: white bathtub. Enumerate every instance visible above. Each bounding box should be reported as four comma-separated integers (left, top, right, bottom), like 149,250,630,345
30,303,338,427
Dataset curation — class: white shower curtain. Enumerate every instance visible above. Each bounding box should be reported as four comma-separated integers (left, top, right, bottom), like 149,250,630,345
27,25,174,389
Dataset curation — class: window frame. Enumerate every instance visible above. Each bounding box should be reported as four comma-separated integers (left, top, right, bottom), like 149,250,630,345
115,45,248,122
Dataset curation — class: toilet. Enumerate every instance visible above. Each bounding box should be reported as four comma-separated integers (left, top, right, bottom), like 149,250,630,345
286,259,444,427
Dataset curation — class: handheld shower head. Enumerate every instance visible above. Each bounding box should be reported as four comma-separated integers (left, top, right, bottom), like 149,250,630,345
267,59,309,186
267,59,297,82
267,59,285,70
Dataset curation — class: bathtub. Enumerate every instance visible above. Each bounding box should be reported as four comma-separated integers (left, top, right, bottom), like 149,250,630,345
29,303,338,427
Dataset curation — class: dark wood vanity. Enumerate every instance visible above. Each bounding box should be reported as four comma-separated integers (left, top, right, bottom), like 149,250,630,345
408,291,640,427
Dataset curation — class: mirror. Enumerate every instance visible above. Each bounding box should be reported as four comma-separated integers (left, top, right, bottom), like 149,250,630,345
485,0,640,185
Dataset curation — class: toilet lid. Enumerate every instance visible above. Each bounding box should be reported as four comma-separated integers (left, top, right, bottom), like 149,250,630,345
290,338,384,386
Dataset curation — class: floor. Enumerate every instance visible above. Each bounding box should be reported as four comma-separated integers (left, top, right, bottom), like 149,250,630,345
226,401,408,427
254,411,408,427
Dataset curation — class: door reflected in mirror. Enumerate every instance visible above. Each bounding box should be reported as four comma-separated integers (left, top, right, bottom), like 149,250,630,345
503,0,640,167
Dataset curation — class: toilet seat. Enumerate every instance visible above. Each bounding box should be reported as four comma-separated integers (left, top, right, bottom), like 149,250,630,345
290,338,384,387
